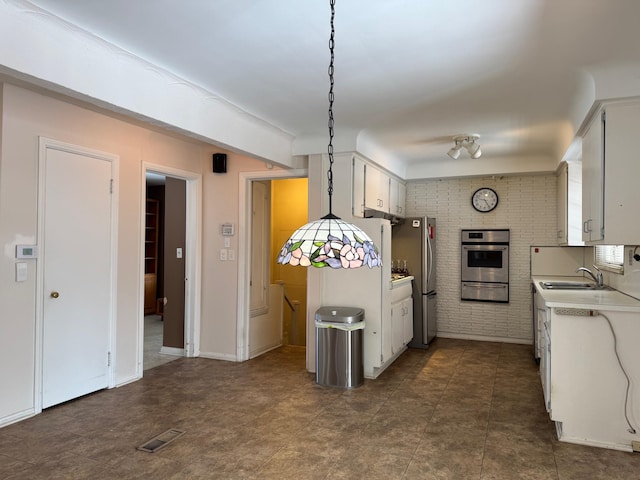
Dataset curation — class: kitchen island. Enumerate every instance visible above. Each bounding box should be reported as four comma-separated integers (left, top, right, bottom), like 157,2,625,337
532,276,640,451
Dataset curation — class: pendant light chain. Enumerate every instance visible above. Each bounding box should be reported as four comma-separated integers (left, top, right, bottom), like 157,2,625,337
326,0,336,217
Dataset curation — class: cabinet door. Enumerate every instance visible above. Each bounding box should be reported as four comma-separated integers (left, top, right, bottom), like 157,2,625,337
389,178,406,218
391,303,404,354
581,111,604,242
539,310,551,413
364,165,390,213
352,156,365,217
602,102,640,243
403,298,413,344
556,162,568,244
397,181,406,218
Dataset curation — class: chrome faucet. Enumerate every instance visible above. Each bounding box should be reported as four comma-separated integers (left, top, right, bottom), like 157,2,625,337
576,265,604,287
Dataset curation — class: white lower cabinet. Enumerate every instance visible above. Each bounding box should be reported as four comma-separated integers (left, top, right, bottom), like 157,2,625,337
402,296,413,345
534,283,640,451
391,281,413,355
535,291,551,412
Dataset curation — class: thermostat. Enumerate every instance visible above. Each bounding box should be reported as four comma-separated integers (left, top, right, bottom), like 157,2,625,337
221,223,234,236
16,245,38,259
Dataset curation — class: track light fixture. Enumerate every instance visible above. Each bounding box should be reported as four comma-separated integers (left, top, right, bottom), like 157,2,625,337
447,135,482,159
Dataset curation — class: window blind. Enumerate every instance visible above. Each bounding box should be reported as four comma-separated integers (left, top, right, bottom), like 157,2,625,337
594,245,624,274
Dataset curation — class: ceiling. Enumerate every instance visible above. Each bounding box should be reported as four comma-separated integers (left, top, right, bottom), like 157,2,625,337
25,0,640,176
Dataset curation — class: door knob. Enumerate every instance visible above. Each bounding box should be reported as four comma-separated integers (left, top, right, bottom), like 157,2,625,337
51,291,60,299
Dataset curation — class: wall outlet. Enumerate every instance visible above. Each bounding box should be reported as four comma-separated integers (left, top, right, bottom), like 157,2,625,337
554,308,596,316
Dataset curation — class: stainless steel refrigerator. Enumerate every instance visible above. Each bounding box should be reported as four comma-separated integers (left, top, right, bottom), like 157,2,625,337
391,217,436,348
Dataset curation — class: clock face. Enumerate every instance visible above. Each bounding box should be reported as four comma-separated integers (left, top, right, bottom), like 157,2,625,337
472,188,498,212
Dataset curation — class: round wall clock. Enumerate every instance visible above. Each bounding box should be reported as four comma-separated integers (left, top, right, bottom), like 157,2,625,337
471,187,498,213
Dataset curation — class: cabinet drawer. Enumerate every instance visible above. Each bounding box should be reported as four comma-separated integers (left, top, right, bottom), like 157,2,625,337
391,282,412,303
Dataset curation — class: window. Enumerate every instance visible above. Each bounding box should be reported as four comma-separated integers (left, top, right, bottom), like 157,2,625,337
594,245,624,274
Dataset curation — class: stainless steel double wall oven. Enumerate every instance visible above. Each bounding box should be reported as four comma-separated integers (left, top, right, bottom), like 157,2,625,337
461,229,510,303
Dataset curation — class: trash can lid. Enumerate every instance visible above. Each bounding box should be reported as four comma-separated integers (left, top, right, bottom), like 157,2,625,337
315,306,364,323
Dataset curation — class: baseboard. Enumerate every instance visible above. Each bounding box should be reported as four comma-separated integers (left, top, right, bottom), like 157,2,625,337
249,342,282,359
437,333,532,345
365,345,407,379
115,372,142,388
0,407,36,429
198,351,238,362
160,346,184,357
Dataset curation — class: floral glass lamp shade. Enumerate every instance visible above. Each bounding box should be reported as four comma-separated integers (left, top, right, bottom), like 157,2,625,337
276,0,381,270
277,215,381,269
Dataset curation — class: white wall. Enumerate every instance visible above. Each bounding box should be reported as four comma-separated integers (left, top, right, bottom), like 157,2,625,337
0,82,273,425
406,174,558,343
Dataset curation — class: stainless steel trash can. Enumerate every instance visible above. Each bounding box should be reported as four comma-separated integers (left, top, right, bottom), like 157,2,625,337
315,306,365,388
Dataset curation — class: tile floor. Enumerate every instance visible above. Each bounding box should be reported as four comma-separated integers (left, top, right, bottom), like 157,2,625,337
1,338,640,479
143,314,180,370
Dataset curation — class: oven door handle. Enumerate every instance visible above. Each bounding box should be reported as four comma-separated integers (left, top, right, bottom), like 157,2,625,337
462,245,508,251
462,282,507,288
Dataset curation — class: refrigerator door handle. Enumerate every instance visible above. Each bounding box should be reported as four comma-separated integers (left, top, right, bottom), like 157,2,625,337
427,235,433,288
422,295,428,344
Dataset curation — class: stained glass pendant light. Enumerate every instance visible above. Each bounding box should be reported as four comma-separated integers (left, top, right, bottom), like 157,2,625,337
277,0,381,269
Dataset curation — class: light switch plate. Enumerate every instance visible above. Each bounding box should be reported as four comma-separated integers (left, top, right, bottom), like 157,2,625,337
16,262,28,282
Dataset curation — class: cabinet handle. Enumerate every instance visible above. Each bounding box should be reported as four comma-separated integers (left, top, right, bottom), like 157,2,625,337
583,219,592,233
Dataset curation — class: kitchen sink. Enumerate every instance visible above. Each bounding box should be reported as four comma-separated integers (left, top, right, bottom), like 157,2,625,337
539,281,613,291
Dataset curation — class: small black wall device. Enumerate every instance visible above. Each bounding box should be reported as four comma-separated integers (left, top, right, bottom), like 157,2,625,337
212,153,227,173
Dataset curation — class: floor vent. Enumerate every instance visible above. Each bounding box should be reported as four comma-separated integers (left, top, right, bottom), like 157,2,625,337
137,429,185,453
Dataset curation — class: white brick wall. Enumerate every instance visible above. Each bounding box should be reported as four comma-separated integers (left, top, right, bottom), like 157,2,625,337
406,174,558,343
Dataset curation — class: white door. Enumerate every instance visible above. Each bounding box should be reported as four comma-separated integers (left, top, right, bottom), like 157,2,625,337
41,145,113,408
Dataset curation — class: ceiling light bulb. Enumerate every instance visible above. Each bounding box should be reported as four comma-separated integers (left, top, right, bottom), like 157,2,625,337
447,145,462,159
466,141,481,159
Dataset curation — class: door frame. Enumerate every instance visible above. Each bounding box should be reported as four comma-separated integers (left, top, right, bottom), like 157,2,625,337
35,137,119,414
237,169,307,362
141,163,202,369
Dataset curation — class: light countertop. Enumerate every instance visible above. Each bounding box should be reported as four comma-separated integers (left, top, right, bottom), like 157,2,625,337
391,275,414,287
532,276,640,312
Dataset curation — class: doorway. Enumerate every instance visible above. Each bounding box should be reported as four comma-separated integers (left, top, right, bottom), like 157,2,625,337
144,173,187,369
270,178,309,346
141,164,202,373
237,169,307,362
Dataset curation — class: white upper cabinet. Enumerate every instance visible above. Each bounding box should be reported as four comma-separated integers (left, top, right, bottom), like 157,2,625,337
352,156,366,217
582,101,640,244
557,162,568,244
352,155,404,217
389,177,406,218
581,110,604,242
364,164,390,213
